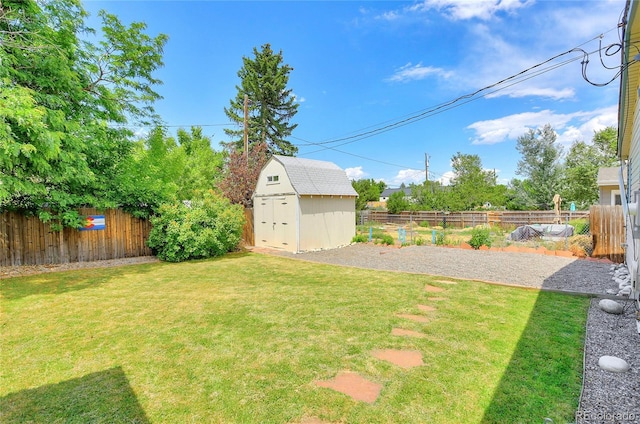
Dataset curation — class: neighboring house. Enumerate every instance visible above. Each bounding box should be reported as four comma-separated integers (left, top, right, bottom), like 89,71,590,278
617,0,640,302
379,187,412,203
253,155,358,253
597,167,627,205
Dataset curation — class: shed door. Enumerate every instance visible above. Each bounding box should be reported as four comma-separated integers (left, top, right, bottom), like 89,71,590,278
258,196,296,250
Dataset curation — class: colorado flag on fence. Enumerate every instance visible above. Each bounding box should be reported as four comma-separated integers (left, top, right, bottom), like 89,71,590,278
80,215,106,231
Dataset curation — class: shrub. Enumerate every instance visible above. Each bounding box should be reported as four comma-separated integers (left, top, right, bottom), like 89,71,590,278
374,234,395,245
147,192,245,262
415,237,425,246
435,232,446,246
569,219,590,235
352,234,369,243
468,226,492,250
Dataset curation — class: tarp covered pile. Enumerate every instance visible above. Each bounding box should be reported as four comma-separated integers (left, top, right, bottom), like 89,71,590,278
509,224,574,241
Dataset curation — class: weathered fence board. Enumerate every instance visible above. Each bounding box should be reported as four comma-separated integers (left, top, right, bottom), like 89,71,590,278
0,208,152,266
590,205,624,263
243,208,254,246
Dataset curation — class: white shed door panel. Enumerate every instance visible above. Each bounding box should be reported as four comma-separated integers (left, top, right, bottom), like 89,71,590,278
257,196,297,250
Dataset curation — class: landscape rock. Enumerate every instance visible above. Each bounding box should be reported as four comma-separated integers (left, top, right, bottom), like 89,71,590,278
598,299,624,314
598,355,630,373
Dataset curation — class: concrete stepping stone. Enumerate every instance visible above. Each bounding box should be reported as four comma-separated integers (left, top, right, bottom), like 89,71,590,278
417,304,436,312
428,297,447,301
293,418,333,424
372,349,424,369
424,284,446,293
314,371,382,403
396,313,429,323
391,328,426,338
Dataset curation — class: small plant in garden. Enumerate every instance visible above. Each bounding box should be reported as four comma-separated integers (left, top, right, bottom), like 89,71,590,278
435,232,446,246
374,234,395,245
415,237,425,246
569,219,590,235
351,234,368,243
147,192,245,262
468,226,492,250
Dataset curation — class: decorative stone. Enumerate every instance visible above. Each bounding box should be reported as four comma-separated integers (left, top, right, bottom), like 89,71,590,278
391,328,426,338
598,355,630,373
599,299,624,314
619,286,632,296
606,289,618,295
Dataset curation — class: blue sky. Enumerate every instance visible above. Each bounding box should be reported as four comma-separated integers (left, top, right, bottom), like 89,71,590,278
85,0,625,187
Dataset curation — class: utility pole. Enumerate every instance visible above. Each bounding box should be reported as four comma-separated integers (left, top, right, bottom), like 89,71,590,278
425,153,430,182
243,94,249,163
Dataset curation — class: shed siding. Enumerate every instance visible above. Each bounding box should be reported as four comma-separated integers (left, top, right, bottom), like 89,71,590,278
254,160,295,196
298,196,355,251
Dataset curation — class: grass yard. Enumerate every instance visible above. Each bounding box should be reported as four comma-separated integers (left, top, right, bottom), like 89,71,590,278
1,253,589,423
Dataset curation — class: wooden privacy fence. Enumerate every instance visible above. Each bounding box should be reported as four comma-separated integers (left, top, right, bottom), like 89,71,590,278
362,210,590,228
243,208,254,246
590,205,625,263
1,208,152,266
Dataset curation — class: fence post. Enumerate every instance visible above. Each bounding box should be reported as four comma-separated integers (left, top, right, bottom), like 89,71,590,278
565,216,569,251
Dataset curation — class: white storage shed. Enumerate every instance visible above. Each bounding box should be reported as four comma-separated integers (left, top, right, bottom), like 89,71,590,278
253,155,358,253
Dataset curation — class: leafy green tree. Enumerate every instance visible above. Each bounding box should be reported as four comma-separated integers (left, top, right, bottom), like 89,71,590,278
176,127,224,200
351,178,386,210
448,152,498,210
515,124,563,210
386,190,409,214
561,127,619,209
224,43,299,156
410,181,448,211
0,0,168,227
505,178,535,210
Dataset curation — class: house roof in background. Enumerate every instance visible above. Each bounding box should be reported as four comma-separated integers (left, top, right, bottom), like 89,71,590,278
380,187,412,198
597,166,627,186
272,155,358,197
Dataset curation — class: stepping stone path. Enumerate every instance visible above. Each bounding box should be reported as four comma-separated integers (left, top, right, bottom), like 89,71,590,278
392,328,426,338
311,282,449,408
417,304,436,312
424,284,446,293
372,349,424,369
315,372,382,403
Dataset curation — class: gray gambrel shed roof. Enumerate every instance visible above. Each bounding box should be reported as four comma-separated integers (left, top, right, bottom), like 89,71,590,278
272,155,358,197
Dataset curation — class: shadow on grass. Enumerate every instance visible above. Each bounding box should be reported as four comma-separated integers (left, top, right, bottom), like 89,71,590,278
481,260,595,423
0,261,162,300
0,366,149,424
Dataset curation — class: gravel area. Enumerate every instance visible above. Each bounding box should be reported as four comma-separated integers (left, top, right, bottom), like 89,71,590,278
263,243,639,423
3,245,638,422
0,256,159,279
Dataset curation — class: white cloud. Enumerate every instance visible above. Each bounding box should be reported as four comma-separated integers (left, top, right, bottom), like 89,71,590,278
345,166,366,180
437,171,455,186
292,92,306,103
387,62,453,83
390,169,425,186
408,0,533,21
467,105,618,146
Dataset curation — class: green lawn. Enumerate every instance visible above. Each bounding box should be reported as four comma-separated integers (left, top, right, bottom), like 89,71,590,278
0,253,589,423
